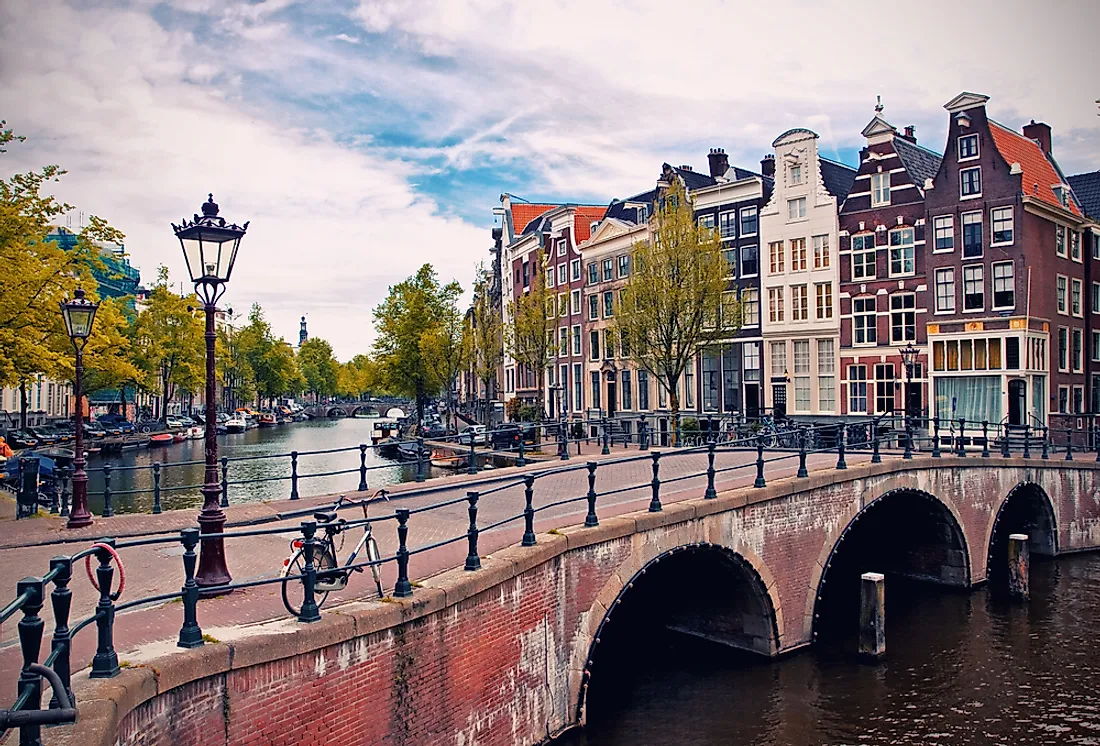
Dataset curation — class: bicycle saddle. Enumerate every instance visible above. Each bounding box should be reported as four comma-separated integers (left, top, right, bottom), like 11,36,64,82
313,511,337,523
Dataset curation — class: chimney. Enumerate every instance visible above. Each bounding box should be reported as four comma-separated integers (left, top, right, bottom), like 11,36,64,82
707,147,729,178
679,164,693,172
1022,119,1052,155
760,154,776,178
901,125,917,144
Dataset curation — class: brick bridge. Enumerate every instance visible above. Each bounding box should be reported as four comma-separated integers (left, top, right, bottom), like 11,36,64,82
301,398,409,419
58,456,1100,746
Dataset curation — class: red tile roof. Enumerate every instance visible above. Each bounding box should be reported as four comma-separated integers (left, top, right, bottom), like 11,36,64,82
510,204,558,236
572,206,609,244
988,122,1081,216
509,203,608,243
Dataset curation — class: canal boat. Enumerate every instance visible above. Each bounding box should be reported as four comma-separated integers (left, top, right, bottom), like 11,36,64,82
371,419,401,445
430,448,465,469
225,415,247,433
258,412,278,428
149,433,174,446
172,431,187,443
188,426,204,439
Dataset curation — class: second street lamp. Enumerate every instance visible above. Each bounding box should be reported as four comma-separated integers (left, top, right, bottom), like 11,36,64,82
172,194,248,591
60,288,99,529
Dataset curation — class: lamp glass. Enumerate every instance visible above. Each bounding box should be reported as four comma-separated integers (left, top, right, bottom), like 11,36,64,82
61,301,97,339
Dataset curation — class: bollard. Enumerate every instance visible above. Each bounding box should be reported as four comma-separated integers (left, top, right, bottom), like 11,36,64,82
859,572,886,661
1039,427,1047,460
220,457,229,508
601,420,610,455
956,417,967,456
705,442,717,498
467,438,478,475
297,521,321,623
903,417,913,460
152,462,163,514
649,452,662,512
981,421,990,458
290,451,300,499
177,528,203,648
89,542,120,677
754,437,766,488
517,435,526,467
560,420,569,461
1007,533,1030,601
416,437,426,482
932,417,941,458
639,416,649,451
101,463,114,518
585,462,600,526
836,425,847,470
465,492,481,570
394,509,413,598
1066,427,1074,461
16,576,45,745
870,422,881,465
48,556,74,709
59,465,70,518
1023,425,1032,459
798,428,811,476
358,444,369,491
1001,422,1010,458
522,476,536,546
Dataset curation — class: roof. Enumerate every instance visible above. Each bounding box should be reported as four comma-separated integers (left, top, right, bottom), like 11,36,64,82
510,203,558,236
727,166,762,182
819,158,857,201
893,137,942,189
605,189,658,224
572,206,609,243
988,121,1081,216
1068,171,1100,222
667,165,717,192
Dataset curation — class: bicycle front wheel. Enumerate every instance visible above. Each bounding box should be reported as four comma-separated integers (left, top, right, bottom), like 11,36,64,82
366,536,384,598
281,545,337,617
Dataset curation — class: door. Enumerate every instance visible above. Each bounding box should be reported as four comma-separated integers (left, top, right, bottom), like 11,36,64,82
772,381,788,420
607,382,617,418
745,384,760,420
1008,379,1026,426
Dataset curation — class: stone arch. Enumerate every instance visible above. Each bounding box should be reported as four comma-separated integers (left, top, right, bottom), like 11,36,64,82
348,405,380,418
574,542,780,723
326,406,348,418
985,481,1058,588
810,487,973,639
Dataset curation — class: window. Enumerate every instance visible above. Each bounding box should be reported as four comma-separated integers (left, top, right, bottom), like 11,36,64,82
1093,282,1100,314
741,245,759,276
602,258,613,281
1072,328,1083,372
1072,279,1083,317
793,340,810,411
812,234,830,269
742,288,760,326
603,290,614,318
698,214,716,235
559,292,568,317
621,370,632,410
958,134,979,160
522,261,530,287
589,330,600,361
768,287,784,323
874,363,896,414
557,238,567,257
1057,276,1068,314
591,372,601,410
571,259,581,281
702,349,720,412
818,340,836,412
658,377,668,409
770,342,786,377
1071,230,1081,261
769,241,785,273
992,262,1015,309
1073,386,1085,415
790,164,803,185
815,282,833,320
1057,385,1069,414
685,367,695,409
788,197,806,220
546,296,556,319
794,376,810,411
991,207,1013,245
790,238,807,271
961,212,982,258
848,365,868,413
557,264,567,285
853,297,877,344
851,234,876,279
1056,225,1066,257
792,285,809,321
793,339,810,373
934,215,955,251
588,294,598,321
818,339,835,373
871,171,890,206
571,289,581,315
547,267,555,288
587,262,598,285
744,345,761,383
571,325,581,356
963,265,984,311
617,255,629,278
960,166,982,198
573,363,582,412
890,294,916,343
638,370,649,410
935,268,956,313
722,248,737,277
719,211,737,239
558,327,568,356
740,206,758,236
888,227,915,276
1092,330,1100,362
1058,327,1068,371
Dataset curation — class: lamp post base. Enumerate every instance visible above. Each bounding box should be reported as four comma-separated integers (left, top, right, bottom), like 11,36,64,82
66,510,93,530
195,504,232,592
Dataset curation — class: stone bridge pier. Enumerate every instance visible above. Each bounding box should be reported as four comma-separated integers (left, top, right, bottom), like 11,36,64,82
57,458,1100,746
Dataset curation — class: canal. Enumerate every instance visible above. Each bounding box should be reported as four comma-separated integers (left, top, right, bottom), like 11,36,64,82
558,553,1100,745
84,417,437,515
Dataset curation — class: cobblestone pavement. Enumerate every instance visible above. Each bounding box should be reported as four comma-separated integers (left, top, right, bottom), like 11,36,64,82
0,442,876,702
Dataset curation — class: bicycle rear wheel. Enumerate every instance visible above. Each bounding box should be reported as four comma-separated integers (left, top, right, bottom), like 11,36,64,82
281,544,337,617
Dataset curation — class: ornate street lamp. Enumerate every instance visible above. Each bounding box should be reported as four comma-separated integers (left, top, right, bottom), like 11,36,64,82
173,194,248,590
899,342,919,419
61,288,99,529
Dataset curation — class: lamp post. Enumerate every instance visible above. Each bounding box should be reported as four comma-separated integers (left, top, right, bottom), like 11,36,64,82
899,342,919,420
60,288,99,529
173,194,248,591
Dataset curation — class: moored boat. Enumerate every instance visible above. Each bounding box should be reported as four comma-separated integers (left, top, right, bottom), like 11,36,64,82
225,415,247,433
258,412,278,427
430,448,464,469
172,432,187,443
149,433,173,446
371,419,400,445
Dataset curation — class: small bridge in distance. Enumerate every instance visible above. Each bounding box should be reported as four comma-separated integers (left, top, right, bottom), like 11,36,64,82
302,398,409,419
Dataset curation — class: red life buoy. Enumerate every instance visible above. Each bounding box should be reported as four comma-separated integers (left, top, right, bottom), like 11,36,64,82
85,543,126,601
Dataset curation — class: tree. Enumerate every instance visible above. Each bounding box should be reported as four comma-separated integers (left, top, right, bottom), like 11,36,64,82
507,251,554,422
469,263,504,426
420,279,466,433
373,264,450,428
337,354,378,399
298,337,340,402
235,304,302,407
612,179,741,444
63,297,143,419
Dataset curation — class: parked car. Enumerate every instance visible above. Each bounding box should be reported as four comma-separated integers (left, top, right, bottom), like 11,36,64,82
83,423,108,439
490,424,537,450
6,430,39,449
28,426,61,446
96,416,135,435
457,425,488,446
421,422,449,438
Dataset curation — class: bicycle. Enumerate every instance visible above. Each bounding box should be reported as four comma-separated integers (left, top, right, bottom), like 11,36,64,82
279,489,389,617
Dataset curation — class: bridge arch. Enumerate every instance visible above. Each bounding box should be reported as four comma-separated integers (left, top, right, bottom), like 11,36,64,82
811,487,973,640
326,406,348,418
576,542,780,723
348,405,381,417
986,481,1057,591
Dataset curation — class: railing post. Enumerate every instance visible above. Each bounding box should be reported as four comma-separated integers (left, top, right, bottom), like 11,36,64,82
290,451,300,499
297,521,321,623
415,437,426,482
467,437,478,475
358,444,369,491
89,541,120,678
560,419,570,461
870,421,881,465
836,424,848,470
394,509,413,598
101,463,113,518
981,421,991,458
1001,422,1010,458
1066,425,1074,461
601,419,610,455
707,414,716,445
903,416,913,460
932,416,942,458
517,434,526,467
177,528,203,648
956,417,967,456
705,441,718,498
1023,424,1032,459
16,576,45,746
522,476,536,546
754,436,766,488
798,427,811,475
648,453,662,512
152,462,163,514
1040,426,1048,460
639,415,649,451
585,462,600,526
220,456,229,508
465,491,481,571
59,464,70,518
48,556,74,710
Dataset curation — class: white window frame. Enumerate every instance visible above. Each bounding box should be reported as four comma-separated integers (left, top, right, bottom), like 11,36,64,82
792,284,809,322
1071,278,1083,318
570,289,581,316
557,264,567,286
890,293,916,344
848,364,868,414
960,166,982,199
1092,330,1100,363
790,163,803,186
933,215,955,253
787,197,807,221
740,206,759,237
852,297,877,346
1057,275,1068,315
556,238,567,257
790,237,807,272
768,287,784,323
617,254,629,278
871,171,890,206
1058,327,1069,372
718,210,737,239
1072,328,1084,373
961,211,983,259
1056,225,1067,258
571,259,581,281
812,234,830,269
588,294,599,322
546,267,555,289
1093,282,1100,315
1071,230,1082,263
888,227,915,277
851,234,876,280
815,282,833,320
962,264,984,312
957,133,979,162
558,292,568,318
935,268,956,314
991,261,1015,310
990,206,1013,246
742,288,760,327
571,325,581,356
740,245,759,278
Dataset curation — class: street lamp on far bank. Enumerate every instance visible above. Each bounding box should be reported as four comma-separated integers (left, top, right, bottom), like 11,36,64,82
899,342,919,419
173,194,248,591
61,288,99,529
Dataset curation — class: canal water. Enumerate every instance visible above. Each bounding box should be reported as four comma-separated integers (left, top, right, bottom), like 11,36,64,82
84,417,436,515
559,553,1100,745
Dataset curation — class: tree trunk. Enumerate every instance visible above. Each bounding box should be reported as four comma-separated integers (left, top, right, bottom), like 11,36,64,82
669,387,681,447
415,381,425,434
19,379,28,430
121,384,128,421
162,371,170,423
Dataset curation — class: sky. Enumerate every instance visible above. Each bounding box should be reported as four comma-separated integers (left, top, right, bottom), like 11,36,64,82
2,0,1099,360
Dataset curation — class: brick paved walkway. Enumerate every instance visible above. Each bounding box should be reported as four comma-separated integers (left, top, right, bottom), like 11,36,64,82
0,442,874,702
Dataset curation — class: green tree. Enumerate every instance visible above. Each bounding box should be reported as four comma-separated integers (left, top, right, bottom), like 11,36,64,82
469,263,504,426
132,269,205,421
235,304,302,407
507,251,554,422
298,337,340,402
62,297,143,419
421,279,466,432
337,354,378,399
612,180,740,444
